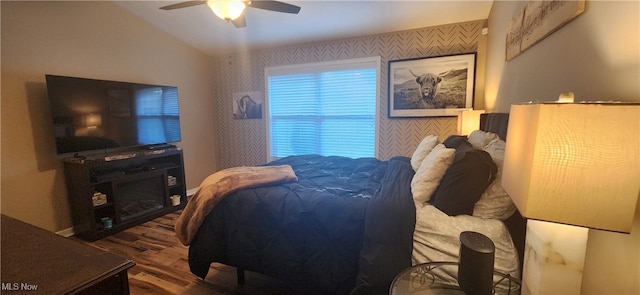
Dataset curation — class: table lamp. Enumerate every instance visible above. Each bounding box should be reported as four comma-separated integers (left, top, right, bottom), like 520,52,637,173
501,101,640,295
457,109,485,136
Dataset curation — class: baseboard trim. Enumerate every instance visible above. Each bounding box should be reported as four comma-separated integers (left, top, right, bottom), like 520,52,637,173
56,227,75,237
187,187,199,197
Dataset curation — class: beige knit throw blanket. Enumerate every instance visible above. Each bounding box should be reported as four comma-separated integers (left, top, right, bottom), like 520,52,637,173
175,165,298,245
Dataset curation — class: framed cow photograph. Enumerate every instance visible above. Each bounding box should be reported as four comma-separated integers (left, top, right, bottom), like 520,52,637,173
388,53,475,118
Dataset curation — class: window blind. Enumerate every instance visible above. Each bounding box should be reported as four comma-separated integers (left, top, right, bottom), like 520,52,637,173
266,57,379,160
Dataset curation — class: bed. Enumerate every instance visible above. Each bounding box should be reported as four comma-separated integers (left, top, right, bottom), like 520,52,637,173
179,113,525,294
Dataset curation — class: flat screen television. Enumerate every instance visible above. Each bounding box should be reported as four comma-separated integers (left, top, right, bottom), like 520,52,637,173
45,74,182,157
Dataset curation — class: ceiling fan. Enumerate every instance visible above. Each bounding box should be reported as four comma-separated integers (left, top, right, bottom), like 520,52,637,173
159,0,301,28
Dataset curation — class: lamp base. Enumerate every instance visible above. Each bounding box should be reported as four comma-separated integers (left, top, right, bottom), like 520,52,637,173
522,220,588,295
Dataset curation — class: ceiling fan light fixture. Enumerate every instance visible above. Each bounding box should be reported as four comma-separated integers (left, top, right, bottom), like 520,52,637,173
207,0,247,21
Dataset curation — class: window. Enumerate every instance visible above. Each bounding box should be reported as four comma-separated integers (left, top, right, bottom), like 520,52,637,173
266,57,380,160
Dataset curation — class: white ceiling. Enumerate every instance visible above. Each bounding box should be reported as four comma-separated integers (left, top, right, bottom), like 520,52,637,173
115,1,494,56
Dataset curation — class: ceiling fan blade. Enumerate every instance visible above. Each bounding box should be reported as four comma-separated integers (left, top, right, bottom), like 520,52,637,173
159,1,207,10
248,1,301,14
232,15,247,28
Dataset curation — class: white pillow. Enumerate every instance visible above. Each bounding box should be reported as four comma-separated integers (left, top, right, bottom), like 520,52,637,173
412,204,520,282
411,144,455,206
472,137,517,220
410,135,440,171
468,130,500,150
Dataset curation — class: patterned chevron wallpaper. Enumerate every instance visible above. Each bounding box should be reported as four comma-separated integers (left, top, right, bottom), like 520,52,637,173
213,20,485,169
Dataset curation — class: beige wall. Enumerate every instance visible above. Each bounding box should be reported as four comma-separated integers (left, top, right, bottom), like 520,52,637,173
1,1,216,232
485,0,639,110
213,20,487,169
485,1,639,294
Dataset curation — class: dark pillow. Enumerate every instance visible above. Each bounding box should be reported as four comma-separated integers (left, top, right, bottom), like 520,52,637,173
429,139,497,216
443,135,470,149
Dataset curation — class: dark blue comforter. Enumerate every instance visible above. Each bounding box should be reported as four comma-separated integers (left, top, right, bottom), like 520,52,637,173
188,154,416,294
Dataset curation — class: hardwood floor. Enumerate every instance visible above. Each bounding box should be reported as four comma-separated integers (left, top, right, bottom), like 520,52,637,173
77,211,310,295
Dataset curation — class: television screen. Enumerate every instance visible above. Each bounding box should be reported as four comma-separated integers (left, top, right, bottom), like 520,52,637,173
45,75,182,156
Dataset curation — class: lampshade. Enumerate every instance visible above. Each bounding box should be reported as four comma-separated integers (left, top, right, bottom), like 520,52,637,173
502,102,640,233
457,109,485,135
207,0,247,21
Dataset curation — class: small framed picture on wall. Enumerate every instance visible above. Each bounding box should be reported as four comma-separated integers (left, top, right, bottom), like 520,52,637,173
232,91,263,119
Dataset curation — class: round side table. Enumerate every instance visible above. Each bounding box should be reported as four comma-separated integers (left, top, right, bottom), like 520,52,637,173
389,262,521,295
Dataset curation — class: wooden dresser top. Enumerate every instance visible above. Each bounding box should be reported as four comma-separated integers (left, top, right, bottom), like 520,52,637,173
1,215,135,294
